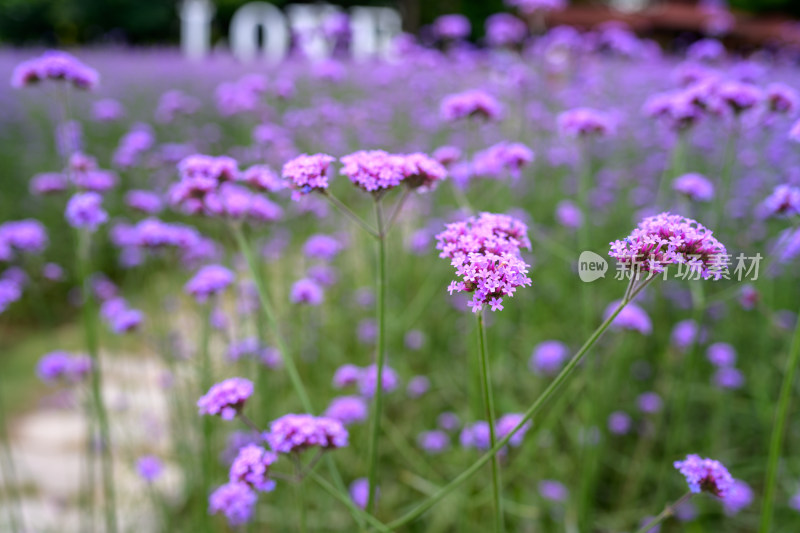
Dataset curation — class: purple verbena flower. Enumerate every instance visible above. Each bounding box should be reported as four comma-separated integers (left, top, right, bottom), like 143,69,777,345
417,430,450,454
281,153,335,200
12,50,99,90
324,396,368,426
208,482,257,526
538,480,569,502
529,340,569,376
673,173,714,202
65,192,108,231
185,265,234,303
136,455,163,483
289,278,324,305
198,378,253,420
265,414,349,454
229,444,278,492
674,454,735,498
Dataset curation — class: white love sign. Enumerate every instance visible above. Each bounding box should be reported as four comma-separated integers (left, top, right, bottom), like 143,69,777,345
179,0,403,62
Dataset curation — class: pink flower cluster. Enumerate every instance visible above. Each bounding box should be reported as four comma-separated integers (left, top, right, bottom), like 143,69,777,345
608,212,727,280
265,414,349,454
11,50,99,90
281,153,336,200
169,154,282,221
558,108,616,137
440,90,504,122
197,377,253,420
436,213,532,313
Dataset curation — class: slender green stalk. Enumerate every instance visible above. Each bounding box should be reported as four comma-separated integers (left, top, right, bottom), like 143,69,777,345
232,225,361,527
197,304,213,533
294,459,308,533
386,278,652,529
655,131,686,208
322,191,380,238
477,312,503,532
385,187,411,234
80,397,97,533
232,225,313,412
634,492,692,533
309,472,391,533
76,229,117,533
716,124,738,227
759,301,800,533
366,198,387,515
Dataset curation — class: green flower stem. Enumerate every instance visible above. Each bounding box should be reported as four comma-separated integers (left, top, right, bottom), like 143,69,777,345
759,300,800,533
322,191,380,239
634,492,692,533
232,224,362,528
477,311,503,532
366,198,387,515
76,229,117,533
716,124,738,227
309,472,391,533
198,304,213,533
386,277,653,529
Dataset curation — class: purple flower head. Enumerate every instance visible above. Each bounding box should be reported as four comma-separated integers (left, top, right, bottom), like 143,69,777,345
358,320,377,344
230,444,278,492
670,319,699,351
790,490,800,512
12,50,98,90
440,90,503,122
496,413,532,447
713,367,744,389
433,14,471,40
0,278,22,313
405,330,424,350
436,212,532,313
358,364,399,398
472,142,534,181
0,220,48,255
68,152,118,192
608,411,632,435
417,430,450,454
723,480,753,515
609,212,727,280
113,124,154,168
136,455,163,483
155,90,200,123
406,376,430,398
530,340,569,376
717,80,763,114
460,421,491,450
558,108,616,138
307,265,338,287
605,301,652,334
643,89,704,131
789,118,800,143
350,478,372,509
332,364,363,388
340,150,406,193
707,342,736,367
485,13,527,47
66,192,107,232
265,414,349,454
324,396,368,426
281,153,335,200
198,377,253,420
766,83,799,115
538,480,569,502
125,190,163,215
42,263,64,281
637,392,663,414
208,482,256,526
687,39,726,62
30,172,68,196
397,153,448,191
738,284,759,310
438,412,461,432
762,184,800,218
289,278,324,306
673,173,714,202
433,146,462,167
304,234,343,261
109,307,144,334
169,154,239,213
36,351,91,384
92,98,125,122
240,165,284,193
674,454,735,498
555,200,582,229
185,265,234,303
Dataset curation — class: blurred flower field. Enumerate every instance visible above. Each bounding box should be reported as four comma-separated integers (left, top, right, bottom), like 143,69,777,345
1,14,800,533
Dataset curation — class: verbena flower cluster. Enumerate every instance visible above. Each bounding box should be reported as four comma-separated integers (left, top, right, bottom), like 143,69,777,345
197,377,253,420
12,50,99,90
608,212,727,280
436,212,532,312
264,414,349,454
674,454,735,499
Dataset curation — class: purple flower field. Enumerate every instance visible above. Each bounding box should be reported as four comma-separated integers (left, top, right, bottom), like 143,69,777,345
2,7,800,533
